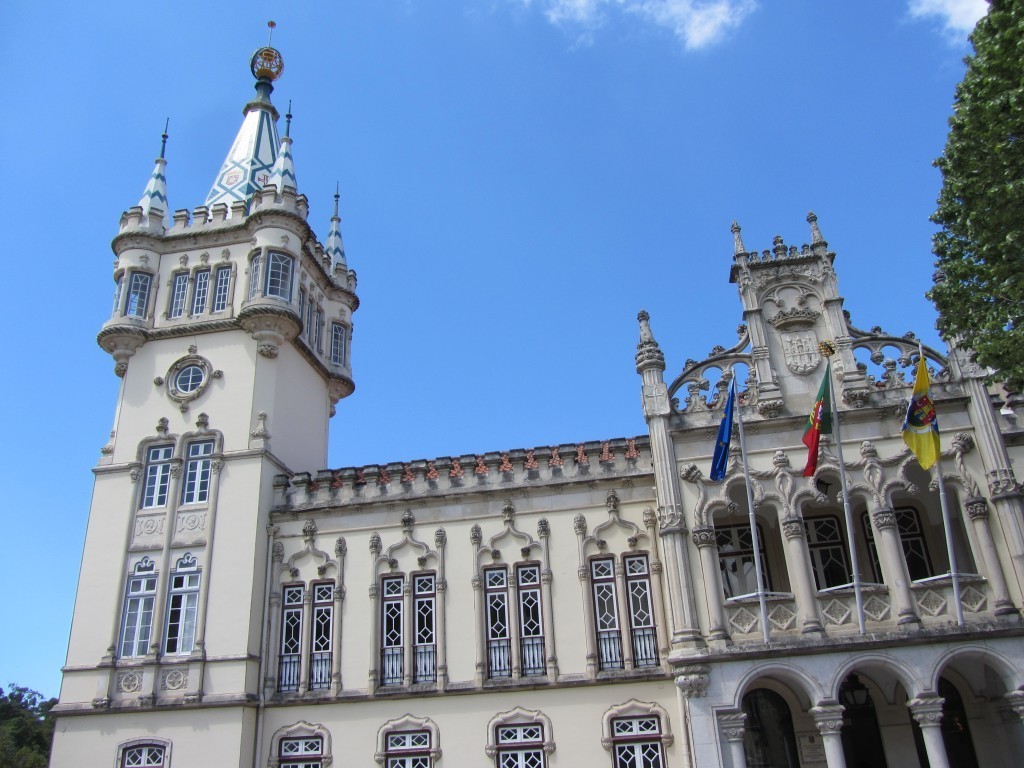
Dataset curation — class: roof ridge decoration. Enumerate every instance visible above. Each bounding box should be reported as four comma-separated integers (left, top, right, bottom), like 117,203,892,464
204,40,284,215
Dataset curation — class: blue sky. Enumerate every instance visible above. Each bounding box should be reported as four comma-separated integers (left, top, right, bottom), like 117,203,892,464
0,0,986,697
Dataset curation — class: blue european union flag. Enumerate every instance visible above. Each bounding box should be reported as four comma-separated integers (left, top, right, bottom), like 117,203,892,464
710,383,735,481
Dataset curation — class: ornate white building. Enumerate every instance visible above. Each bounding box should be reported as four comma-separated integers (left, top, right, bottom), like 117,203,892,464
51,44,1024,768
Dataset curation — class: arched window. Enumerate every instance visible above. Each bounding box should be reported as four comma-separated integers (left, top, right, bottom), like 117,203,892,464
862,507,933,582
602,700,673,768
270,721,332,768
741,688,800,768
486,707,554,768
375,715,441,768
117,739,169,767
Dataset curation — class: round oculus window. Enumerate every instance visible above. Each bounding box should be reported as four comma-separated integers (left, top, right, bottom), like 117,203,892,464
175,365,205,393
164,354,216,406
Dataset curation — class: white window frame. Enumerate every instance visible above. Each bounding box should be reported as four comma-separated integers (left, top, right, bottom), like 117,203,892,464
117,739,170,767
376,715,442,768
247,253,262,300
212,265,231,312
125,271,152,318
805,515,851,590
602,700,673,768
485,568,511,679
485,708,554,768
591,558,623,671
164,553,200,655
270,722,332,768
330,322,347,366
168,272,188,319
191,269,210,315
623,555,658,668
314,306,324,354
119,558,158,658
309,581,334,691
413,573,436,684
265,251,294,299
112,276,124,315
298,287,308,338
278,585,304,693
516,564,545,677
380,575,405,686
180,440,214,505
141,445,173,508
279,735,323,768
716,523,771,598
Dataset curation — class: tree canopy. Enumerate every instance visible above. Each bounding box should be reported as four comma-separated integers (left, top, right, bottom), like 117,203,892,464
928,0,1024,388
0,685,56,768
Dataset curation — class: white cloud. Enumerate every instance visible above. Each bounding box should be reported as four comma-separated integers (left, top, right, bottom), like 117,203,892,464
523,0,757,49
908,0,988,37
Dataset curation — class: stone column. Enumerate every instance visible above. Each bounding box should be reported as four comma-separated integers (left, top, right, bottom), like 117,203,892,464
869,508,920,626
537,519,559,679
471,574,485,686
264,543,284,696
810,704,848,768
402,580,414,687
298,588,313,694
965,497,1018,616
675,665,710,768
367,582,381,691
909,697,950,768
644,508,672,660
780,516,825,634
614,559,635,670
331,584,344,694
956,367,1024,593
636,311,702,648
692,527,730,642
435,529,448,689
509,571,523,676
575,515,599,678
717,711,748,768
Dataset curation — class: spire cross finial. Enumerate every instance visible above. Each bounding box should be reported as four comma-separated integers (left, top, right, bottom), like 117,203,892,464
334,182,340,217
160,118,169,159
731,220,746,256
285,101,292,137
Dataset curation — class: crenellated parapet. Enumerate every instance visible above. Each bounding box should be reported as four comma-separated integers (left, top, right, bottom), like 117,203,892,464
271,437,652,512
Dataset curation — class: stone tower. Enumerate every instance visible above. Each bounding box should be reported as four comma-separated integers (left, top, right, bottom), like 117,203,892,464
51,42,358,767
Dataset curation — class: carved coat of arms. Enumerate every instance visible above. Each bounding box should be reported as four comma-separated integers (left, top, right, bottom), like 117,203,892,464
781,330,820,375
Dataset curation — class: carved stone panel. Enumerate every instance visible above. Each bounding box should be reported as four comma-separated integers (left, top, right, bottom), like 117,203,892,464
780,330,821,375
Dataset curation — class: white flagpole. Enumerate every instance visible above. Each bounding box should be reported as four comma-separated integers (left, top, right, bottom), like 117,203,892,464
826,363,867,635
733,376,770,643
916,343,964,626
935,457,964,626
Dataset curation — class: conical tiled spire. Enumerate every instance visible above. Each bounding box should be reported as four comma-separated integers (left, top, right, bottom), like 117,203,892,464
205,45,284,214
325,184,347,270
267,104,297,194
138,122,169,226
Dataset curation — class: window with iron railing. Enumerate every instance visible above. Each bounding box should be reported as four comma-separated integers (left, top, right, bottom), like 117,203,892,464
381,576,405,686
413,574,436,683
485,569,511,678
516,565,545,676
624,555,658,668
278,585,303,693
591,558,623,671
309,582,334,690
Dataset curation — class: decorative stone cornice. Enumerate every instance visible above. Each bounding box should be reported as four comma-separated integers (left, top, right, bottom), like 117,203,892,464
674,665,710,698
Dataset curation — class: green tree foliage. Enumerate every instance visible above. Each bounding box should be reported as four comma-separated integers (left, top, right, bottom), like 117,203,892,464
0,685,56,768
928,0,1024,388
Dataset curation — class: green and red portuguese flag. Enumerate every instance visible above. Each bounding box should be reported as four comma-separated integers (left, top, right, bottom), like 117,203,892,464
803,361,833,477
